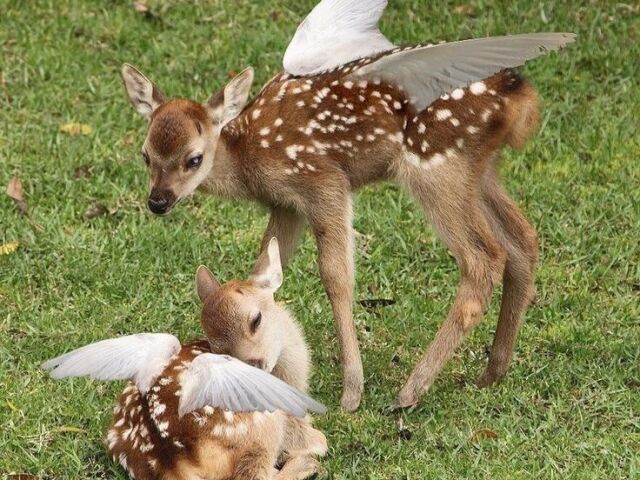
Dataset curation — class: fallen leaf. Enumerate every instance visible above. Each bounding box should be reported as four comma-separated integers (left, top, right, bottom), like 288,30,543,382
0,242,20,256
6,176,28,215
60,123,92,136
471,428,498,441
51,426,87,434
83,202,109,220
133,1,149,13
454,4,477,16
73,165,94,179
6,474,39,480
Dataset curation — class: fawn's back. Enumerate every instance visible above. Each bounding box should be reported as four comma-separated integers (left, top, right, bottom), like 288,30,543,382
226,59,539,198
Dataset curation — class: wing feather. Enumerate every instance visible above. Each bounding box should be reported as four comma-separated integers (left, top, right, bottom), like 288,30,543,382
178,354,327,417
41,333,181,394
351,33,576,110
284,0,394,75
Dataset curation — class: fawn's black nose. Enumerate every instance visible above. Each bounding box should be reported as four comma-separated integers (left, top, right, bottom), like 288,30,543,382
148,196,169,215
246,358,266,370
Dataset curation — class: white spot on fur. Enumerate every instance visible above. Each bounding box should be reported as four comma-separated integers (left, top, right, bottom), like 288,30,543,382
467,125,479,134
450,118,460,127
286,145,299,160
274,118,283,127
470,81,487,95
421,140,430,152
343,81,353,89
418,123,426,134
260,127,270,136
481,109,492,122
426,153,446,168
152,402,166,417
252,109,261,120
436,109,452,121
276,134,283,142
394,101,402,110
451,88,465,100
296,100,305,108
456,138,464,148
405,151,421,166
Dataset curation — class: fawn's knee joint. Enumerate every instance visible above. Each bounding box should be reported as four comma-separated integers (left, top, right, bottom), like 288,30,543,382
460,299,483,332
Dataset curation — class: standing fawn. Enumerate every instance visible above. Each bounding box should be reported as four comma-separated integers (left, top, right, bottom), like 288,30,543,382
120,1,573,409
43,239,328,480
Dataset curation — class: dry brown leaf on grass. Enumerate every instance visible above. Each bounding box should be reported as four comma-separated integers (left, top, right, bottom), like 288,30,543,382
6,176,45,231
453,4,477,16
83,202,110,220
6,176,28,215
133,1,149,13
6,474,40,480
60,122,92,136
471,428,498,441
73,165,94,179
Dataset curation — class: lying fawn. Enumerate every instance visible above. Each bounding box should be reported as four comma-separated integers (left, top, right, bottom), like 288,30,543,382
120,8,572,408
43,239,328,480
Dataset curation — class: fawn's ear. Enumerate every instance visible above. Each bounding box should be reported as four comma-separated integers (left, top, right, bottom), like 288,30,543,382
196,266,222,302
206,67,254,126
251,237,283,292
121,64,167,120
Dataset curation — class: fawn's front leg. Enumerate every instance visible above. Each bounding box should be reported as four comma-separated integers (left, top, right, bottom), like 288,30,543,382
276,456,325,480
260,207,305,268
309,196,363,411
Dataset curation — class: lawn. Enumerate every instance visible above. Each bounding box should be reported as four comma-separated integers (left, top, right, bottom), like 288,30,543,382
1,0,639,478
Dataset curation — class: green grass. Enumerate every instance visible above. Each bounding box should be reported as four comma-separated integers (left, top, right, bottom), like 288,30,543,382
1,0,639,478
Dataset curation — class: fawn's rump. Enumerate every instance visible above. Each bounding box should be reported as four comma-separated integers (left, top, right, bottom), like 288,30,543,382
398,69,541,176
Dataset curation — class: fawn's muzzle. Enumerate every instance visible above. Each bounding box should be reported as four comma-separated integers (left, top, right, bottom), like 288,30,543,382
148,191,176,215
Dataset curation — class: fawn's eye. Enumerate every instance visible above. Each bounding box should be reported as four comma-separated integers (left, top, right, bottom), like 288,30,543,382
250,312,262,333
186,155,203,170
142,152,150,166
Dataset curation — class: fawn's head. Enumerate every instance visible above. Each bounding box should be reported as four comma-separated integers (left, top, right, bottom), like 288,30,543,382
195,238,288,372
120,64,254,215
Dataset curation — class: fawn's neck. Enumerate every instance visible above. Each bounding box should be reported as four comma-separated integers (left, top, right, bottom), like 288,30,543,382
199,130,248,200
271,312,311,392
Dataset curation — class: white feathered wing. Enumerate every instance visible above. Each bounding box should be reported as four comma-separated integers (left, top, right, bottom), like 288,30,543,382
41,333,181,394
178,353,327,418
283,0,575,110
43,336,327,418
283,0,395,76
350,33,576,110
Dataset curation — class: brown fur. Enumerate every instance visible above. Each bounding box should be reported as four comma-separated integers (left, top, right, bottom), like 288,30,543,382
122,50,541,410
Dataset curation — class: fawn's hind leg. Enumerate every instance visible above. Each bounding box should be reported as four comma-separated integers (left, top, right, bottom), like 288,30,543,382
395,160,506,407
477,167,538,386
